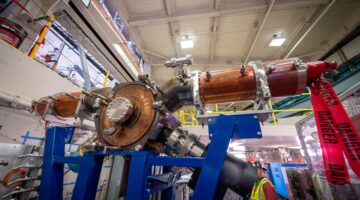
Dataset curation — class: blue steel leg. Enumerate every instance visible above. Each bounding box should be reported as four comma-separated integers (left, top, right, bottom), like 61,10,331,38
126,152,151,200
192,115,235,200
40,127,74,200
72,153,104,200
161,166,175,200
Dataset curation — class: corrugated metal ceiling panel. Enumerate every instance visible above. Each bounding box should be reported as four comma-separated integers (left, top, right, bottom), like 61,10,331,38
124,0,165,16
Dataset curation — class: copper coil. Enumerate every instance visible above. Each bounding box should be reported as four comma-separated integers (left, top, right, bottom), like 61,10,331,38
32,88,111,117
199,67,257,104
32,92,81,117
266,59,306,97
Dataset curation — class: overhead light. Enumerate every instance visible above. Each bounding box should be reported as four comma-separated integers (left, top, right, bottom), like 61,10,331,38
232,145,246,151
233,153,246,159
181,36,194,49
113,43,139,76
229,141,243,148
269,36,286,47
82,0,91,7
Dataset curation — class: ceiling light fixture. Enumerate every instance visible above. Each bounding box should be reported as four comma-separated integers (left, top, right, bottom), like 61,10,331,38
113,43,138,75
269,35,286,47
181,35,194,49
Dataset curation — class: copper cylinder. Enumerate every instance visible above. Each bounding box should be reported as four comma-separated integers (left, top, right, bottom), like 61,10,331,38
266,59,307,97
32,88,111,117
199,67,257,104
32,92,81,117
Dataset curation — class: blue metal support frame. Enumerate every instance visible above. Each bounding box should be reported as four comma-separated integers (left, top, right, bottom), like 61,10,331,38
267,163,307,198
39,114,261,200
40,127,75,199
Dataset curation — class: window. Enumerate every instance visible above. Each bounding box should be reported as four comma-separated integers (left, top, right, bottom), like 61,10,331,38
36,22,118,88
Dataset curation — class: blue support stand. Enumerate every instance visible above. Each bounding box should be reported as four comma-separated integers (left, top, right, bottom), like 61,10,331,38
39,114,261,200
267,163,307,198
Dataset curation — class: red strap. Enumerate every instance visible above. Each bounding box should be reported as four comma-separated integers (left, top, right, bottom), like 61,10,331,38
310,80,360,184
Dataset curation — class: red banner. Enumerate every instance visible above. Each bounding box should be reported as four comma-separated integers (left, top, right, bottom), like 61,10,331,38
310,80,360,184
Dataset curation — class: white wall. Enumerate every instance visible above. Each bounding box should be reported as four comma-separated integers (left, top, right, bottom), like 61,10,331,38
0,41,80,100
0,41,109,199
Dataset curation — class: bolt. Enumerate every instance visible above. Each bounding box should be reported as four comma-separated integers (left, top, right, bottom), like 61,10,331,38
257,132,262,135
253,115,258,119
103,127,115,135
208,118,212,122
209,133,213,137
135,145,142,151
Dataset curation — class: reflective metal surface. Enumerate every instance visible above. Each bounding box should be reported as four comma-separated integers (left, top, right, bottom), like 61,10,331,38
199,67,257,104
0,143,38,199
106,97,134,123
97,83,159,149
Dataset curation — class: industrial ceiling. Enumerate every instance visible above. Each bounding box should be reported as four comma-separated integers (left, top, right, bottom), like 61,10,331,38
111,0,360,85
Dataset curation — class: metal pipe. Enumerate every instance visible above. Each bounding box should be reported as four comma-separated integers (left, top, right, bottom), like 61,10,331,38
268,99,277,124
103,69,110,87
161,77,194,112
17,154,43,159
0,89,32,109
244,0,275,63
28,14,55,58
1,187,39,199
222,102,234,112
7,176,41,186
77,42,91,89
285,0,336,58
11,0,37,20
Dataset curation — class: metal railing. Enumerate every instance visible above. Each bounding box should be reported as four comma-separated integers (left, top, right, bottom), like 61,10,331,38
176,92,313,126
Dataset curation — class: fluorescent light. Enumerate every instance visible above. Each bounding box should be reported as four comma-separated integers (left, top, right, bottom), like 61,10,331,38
229,141,243,148
233,153,246,159
181,39,194,49
82,0,91,7
269,37,286,47
232,145,246,151
113,43,139,76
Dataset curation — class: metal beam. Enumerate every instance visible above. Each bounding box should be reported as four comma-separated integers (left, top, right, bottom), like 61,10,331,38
164,0,180,57
209,17,218,61
284,0,336,58
151,58,244,67
209,0,220,62
274,6,319,59
244,0,276,63
143,49,169,60
168,22,180,57
111,0,150,63
128,0,328,27
77,42,92,89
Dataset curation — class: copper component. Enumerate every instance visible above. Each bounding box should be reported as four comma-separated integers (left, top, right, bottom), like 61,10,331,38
2,167,28,188
199,67,257,104
32,92,81,117
266,59,307,97
32,88,111,117
97,83,159,149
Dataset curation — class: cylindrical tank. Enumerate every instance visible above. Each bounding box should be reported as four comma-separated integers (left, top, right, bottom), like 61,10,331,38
159,58,333,113
266,59,307,97
32,92,81,117
0,17,28,48
189,153,257,199
199,67,257,104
